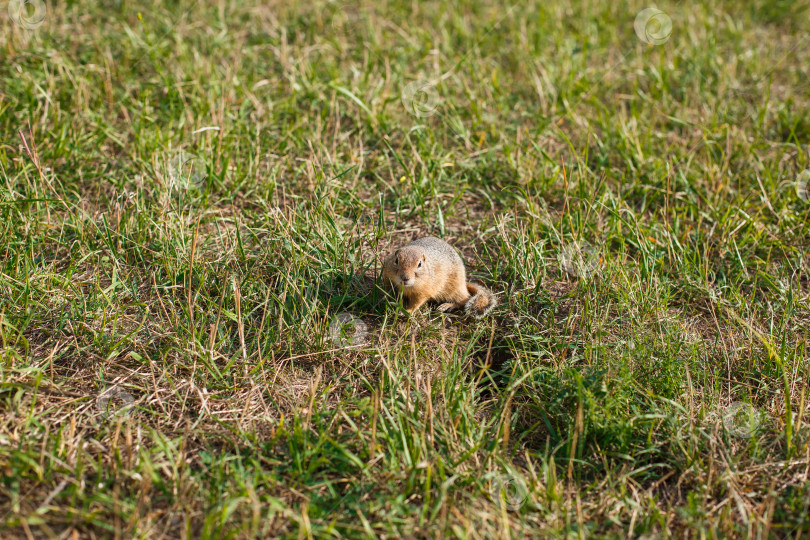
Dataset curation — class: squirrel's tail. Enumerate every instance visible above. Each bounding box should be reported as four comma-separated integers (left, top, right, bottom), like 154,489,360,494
464,282,497,319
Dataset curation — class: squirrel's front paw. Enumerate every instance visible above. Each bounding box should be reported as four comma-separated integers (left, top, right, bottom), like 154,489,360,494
437,302,457,313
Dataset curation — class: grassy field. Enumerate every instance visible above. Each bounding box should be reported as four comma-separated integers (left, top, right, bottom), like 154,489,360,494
2,0,810,537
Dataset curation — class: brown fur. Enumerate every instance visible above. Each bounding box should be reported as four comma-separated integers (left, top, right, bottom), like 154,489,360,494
382,236,497,318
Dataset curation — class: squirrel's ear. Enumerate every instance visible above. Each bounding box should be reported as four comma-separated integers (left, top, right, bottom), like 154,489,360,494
421,253,426,261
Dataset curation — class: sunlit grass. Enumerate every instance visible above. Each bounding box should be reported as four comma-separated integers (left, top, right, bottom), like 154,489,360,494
1,0,809,537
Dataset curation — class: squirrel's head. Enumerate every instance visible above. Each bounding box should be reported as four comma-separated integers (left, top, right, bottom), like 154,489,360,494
389,246,426,288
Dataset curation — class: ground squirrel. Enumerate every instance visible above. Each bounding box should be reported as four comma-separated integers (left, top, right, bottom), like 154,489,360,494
382,236,497,318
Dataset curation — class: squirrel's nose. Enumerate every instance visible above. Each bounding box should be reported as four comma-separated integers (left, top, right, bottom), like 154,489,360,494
400,274,410,283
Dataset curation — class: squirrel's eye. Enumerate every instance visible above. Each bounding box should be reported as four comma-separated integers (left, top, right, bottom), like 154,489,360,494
417,261,422,268
395,257,399,265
